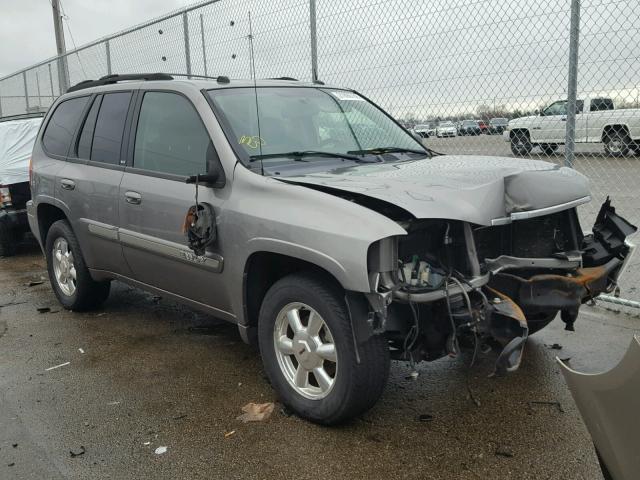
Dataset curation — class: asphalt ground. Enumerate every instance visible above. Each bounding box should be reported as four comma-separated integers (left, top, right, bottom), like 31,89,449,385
1,243,639,480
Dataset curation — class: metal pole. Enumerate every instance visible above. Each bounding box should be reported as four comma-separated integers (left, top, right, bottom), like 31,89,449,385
48,63,55,101
106,40,112,75
183,11,192,78
51,0,69,92
23,72,30,112
36,71,42,110
564,0,581,168
200,14,208,77
309,0,319,82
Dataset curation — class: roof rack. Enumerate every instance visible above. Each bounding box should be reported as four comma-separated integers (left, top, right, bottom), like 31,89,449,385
67,73,173,93
166,73,230,84
269,77,299,81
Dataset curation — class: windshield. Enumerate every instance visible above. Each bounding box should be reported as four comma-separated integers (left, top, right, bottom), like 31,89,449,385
207,87,425,167
439,121,454,127
462,120,477,126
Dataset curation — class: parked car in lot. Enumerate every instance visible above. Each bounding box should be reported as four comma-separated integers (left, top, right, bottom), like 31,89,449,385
0,114,43,256
411,124,432,138
477,119,488,134
488,117,509,134
436,120,457,137
458,119,482,136
29,74,636,425
506,97,640,156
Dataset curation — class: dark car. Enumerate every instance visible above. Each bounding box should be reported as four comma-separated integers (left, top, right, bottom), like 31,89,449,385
0,114,43,256
458,119,482,136
488,117,509,134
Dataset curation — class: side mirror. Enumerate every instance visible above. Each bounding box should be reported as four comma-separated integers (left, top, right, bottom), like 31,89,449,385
186,142,226,188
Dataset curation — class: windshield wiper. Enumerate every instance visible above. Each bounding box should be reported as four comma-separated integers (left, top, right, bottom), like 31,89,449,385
249,150,374,163
347,146,429,156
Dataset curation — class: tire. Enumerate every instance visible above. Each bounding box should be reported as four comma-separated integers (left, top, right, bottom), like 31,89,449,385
525,311,558,335
510,130,533,155
45,220,110,311
0,218,17,257
540,144,558,155
604,130,631,157
258,273,390,425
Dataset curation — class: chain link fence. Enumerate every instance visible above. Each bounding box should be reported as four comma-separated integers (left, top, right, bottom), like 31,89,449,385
1,0,638,307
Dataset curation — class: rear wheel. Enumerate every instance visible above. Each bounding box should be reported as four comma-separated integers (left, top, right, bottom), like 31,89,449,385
540,144,558,155
604,130,631,157
45,220,110,311
258,273,390,425
510,130,533,155
0,218,17,257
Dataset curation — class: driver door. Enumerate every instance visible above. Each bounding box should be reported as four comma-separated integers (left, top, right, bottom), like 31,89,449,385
118,90,232,315
533,100,568,143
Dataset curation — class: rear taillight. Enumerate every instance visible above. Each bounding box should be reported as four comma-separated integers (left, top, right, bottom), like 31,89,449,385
0,186,12,207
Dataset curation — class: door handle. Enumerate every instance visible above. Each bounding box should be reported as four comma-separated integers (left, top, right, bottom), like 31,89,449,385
124,191,142,205
60,179,75,191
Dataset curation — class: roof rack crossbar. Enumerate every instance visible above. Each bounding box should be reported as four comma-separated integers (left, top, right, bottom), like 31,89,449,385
66,73,174,93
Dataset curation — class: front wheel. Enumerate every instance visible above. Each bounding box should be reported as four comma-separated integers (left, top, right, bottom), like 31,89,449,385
258,273,390,425
510,130,533,155
45,220,110,311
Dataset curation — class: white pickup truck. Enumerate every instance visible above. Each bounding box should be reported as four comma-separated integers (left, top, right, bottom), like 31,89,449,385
505,97,640,156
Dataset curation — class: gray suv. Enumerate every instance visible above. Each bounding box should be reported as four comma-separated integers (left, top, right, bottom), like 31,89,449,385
28,73,636,424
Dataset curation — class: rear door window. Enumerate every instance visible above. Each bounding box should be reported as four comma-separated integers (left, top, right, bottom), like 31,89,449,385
90,92,132,164
42,96,90,157
76,96,102,159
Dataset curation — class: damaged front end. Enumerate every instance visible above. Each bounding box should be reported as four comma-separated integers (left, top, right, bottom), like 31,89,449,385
365,198,637,375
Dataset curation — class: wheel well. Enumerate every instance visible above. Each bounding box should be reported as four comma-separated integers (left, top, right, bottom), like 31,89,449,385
243,252,344,331
37,203,68,245
602,124,630,142
510,128,530,140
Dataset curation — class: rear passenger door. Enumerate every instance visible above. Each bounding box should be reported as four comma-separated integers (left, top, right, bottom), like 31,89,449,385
56,90,134,276
118,90,230,314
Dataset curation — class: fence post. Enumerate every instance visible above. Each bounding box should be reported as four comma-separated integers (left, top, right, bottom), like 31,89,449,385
564,0,581,168
48,63,55,102
0,85,3,118
106,40,112,75
23,71,30,112
183,11,192,78
309,0,319,82
200,14,208,76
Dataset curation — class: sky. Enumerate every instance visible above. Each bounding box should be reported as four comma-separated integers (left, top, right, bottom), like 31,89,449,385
0,0,195,77
0,0,638,119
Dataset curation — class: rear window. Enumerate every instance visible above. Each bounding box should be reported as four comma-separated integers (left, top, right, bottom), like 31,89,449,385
42,96,90,157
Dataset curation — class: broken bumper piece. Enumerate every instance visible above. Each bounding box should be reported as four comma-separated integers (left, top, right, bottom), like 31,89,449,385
559,336,640,480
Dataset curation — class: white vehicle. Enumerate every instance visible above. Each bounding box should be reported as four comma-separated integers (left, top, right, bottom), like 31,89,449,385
411,124,432,138
436,121,457,138
505,97,640,156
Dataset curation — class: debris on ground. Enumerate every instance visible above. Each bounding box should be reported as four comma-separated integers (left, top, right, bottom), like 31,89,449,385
45,361,70,371
528,400,564,413
547,343,563,350
7,463,15,467
224,430,236,438
172,414,187,420
106,401,120,406
154,446,167,455
69,446,86,457
36,307,51,313
27,280,44,287
12,443,18,448
78,348,85,354
143,442,151,446
236,402,275,423
494,445,514,458
418,414,434,422
405,370,419,380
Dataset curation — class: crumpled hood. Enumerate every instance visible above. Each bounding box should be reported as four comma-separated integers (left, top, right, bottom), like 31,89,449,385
279,155,590,226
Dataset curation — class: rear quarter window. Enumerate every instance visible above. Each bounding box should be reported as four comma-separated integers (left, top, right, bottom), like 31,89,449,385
42,96,90,157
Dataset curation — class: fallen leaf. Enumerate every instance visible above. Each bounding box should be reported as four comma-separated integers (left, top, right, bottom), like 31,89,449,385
236,402,275,423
